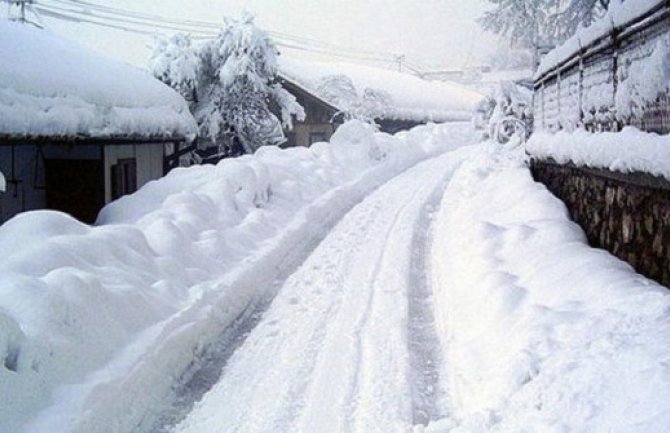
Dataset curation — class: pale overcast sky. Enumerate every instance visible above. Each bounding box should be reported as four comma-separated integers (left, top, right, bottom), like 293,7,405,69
10,0,501,71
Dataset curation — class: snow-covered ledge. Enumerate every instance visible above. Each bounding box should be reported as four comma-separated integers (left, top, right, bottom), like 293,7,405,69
527,127,670,180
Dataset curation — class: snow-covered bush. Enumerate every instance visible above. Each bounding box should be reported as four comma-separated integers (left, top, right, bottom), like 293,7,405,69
151,15,305,158
474,82,532,143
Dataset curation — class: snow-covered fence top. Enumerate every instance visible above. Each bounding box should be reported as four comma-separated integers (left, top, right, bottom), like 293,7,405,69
0,21,197,140
278,58,484,124
534,0,670,134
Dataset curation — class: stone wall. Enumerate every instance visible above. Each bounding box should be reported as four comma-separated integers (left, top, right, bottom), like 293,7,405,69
531,159,670,287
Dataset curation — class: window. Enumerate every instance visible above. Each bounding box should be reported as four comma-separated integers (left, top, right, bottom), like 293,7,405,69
309,132,327,145
111,158,137,200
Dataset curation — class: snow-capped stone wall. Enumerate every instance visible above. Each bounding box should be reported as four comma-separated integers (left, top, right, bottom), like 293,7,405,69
533,1,670,134
531,159,670,287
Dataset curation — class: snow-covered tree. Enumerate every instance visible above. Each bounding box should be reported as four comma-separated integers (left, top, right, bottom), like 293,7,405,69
151,15,305,158
479,0,612,48
150,33,200,105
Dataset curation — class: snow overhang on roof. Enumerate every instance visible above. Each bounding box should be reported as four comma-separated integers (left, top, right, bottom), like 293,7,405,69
278,58,484,124
0,21,198,141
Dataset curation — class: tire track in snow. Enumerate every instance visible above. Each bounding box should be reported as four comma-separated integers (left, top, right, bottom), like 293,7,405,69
407,177,452,426
141,155,445,433
171,148,474,433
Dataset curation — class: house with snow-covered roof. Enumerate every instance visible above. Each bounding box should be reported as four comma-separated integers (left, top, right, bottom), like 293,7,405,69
0,21,198,224
276,58,483,147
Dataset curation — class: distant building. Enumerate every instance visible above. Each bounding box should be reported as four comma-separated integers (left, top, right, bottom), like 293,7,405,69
276,78,340,148
0,21,197,224
276,58,483,144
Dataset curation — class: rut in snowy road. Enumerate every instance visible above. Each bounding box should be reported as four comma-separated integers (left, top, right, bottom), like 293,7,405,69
172,148,472,433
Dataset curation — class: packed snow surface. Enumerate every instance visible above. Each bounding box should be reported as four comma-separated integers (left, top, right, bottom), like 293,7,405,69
527,127,670,179
279,57,484,123
0,21,197,138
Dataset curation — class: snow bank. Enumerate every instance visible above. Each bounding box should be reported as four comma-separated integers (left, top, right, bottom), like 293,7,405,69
0,120,475,433
536,0,665,79
0,21,197,138
428,146,670,433
279,58,484,123
527,127,670,179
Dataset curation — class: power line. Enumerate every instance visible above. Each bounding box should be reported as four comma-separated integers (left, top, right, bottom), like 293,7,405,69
40,0,402,62
31,0,431,73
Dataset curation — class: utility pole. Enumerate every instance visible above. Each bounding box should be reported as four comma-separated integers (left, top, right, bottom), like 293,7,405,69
395,54,406,73
2,0,34,24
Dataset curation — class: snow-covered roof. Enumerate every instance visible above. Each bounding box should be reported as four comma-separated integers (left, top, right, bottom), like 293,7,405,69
0,21,197,140
480,69,534,84
278,58,483,123
536,0,665,79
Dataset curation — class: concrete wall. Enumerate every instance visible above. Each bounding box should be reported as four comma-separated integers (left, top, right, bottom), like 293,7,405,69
531,159,670,287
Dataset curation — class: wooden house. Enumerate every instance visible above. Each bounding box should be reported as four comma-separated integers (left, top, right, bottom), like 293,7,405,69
277,58,483,141
0,21,197,224
277,78,340,148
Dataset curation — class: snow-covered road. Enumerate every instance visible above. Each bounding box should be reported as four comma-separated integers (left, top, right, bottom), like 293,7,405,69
5,122,670,433
169,149,472,433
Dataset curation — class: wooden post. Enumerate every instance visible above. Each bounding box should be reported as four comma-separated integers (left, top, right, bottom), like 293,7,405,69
541,81,546,130
579,49,585,126
557,70,562,130
612,29,620,131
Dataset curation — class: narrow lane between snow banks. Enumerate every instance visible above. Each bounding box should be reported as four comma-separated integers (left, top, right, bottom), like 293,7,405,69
171,147,473,433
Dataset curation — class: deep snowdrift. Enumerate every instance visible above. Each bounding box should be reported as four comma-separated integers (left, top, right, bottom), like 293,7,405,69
427,147,670,433
0,121,475,433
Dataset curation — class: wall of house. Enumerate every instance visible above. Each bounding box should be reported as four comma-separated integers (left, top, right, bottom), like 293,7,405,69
103,143,165,203
531,159,670,287
288,123,334,148
377,119,422,135
0,143,105,224
0,145,45,223
0,142,165,224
